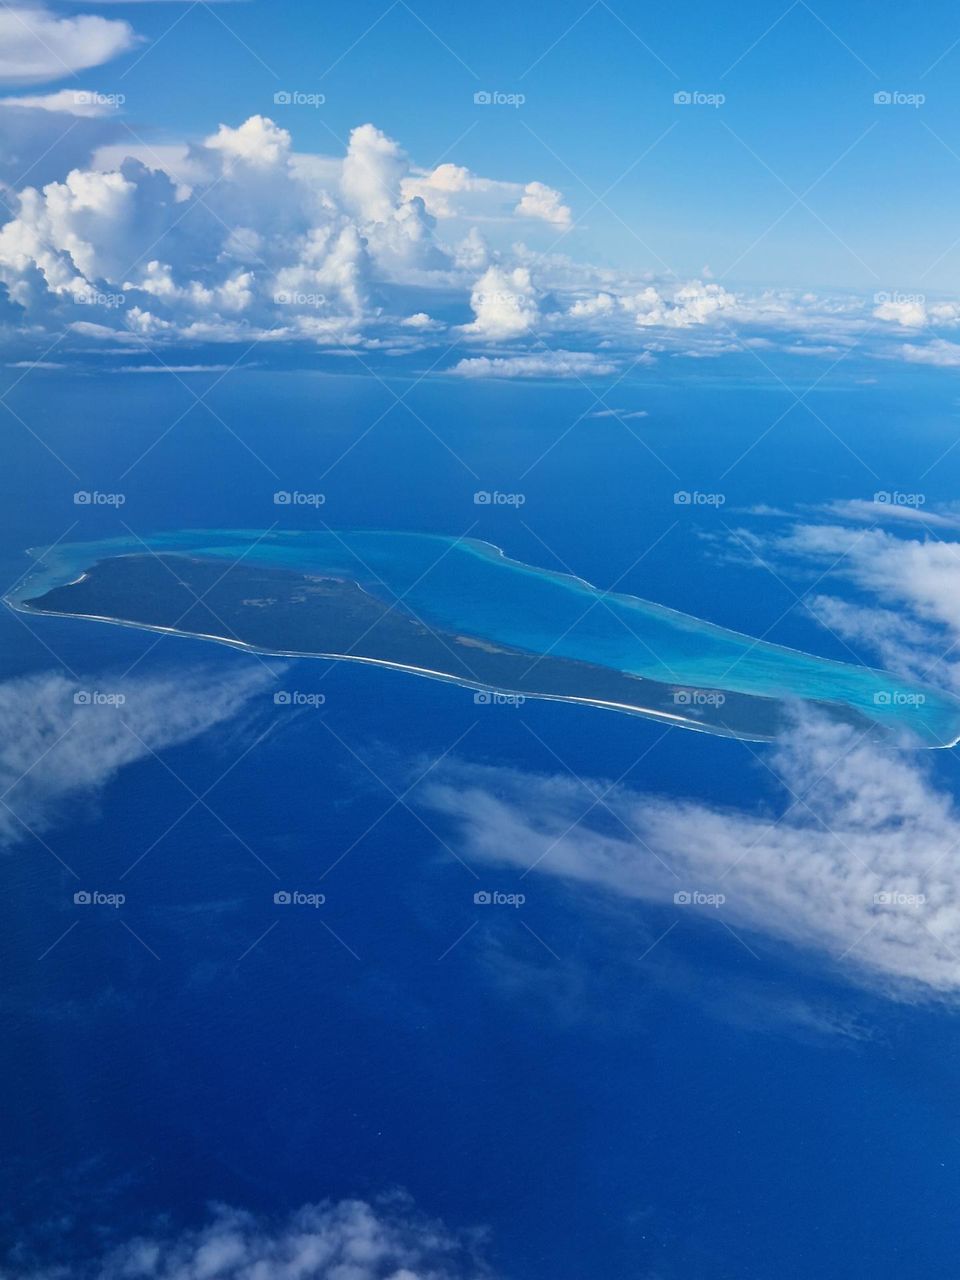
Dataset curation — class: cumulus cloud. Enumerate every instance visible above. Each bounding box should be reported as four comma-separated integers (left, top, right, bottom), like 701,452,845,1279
12,1195,493,1279
451,350,617,379
0,5,137,84
0,665,274,847
416,713,960,994
402,163,569,229
515,180,571,228
460,265,538,339
4,108,960,369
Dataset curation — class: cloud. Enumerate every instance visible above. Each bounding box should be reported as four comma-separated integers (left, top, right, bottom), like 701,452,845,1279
749,521,960,639
0,665,274,847
588,408,649,419
0,5,137,85
901,338,960,367
7,109,960,367
818,498,960,531
415,712,960,994
12,1195,494,1279
0,88,121,118
451,350,617,379
515,180,571,227
460,265,538,339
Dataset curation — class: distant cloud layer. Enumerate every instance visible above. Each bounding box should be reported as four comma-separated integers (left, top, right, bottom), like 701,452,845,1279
0,98,959,373
11,1196,494,1279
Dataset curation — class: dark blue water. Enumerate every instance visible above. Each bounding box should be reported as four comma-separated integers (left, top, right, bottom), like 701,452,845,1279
4,365,960,1278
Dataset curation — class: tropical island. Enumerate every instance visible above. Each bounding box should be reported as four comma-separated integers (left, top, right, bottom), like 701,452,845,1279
11,530,960,746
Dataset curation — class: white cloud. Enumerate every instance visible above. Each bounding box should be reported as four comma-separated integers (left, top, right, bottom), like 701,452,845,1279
515,180,571,228
205,114,292,170
6,110,960,366
0,88,121,117
461,264,538,339
0,5,137,84
15,1196,493,1279
0,665,274,847
901,338,960,367
417,713,960,994
452,350,617,379
873,297,927,326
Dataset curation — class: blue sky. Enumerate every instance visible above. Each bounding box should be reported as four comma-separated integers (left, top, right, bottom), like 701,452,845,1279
31,0,960,291
2,0,960,375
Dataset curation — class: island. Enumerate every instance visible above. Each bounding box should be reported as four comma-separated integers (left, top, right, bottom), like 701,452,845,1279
10,529,960,746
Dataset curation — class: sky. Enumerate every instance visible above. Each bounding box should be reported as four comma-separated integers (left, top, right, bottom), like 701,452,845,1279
3,0,960,374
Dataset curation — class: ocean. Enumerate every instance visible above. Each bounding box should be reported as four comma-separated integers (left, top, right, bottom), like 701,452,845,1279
4,360,960,1278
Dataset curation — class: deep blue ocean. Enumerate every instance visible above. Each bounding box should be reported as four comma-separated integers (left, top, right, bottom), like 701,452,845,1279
4,359,960,1278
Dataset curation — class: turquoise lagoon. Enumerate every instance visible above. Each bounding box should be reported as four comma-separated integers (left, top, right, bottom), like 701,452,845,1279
11,528,960,747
